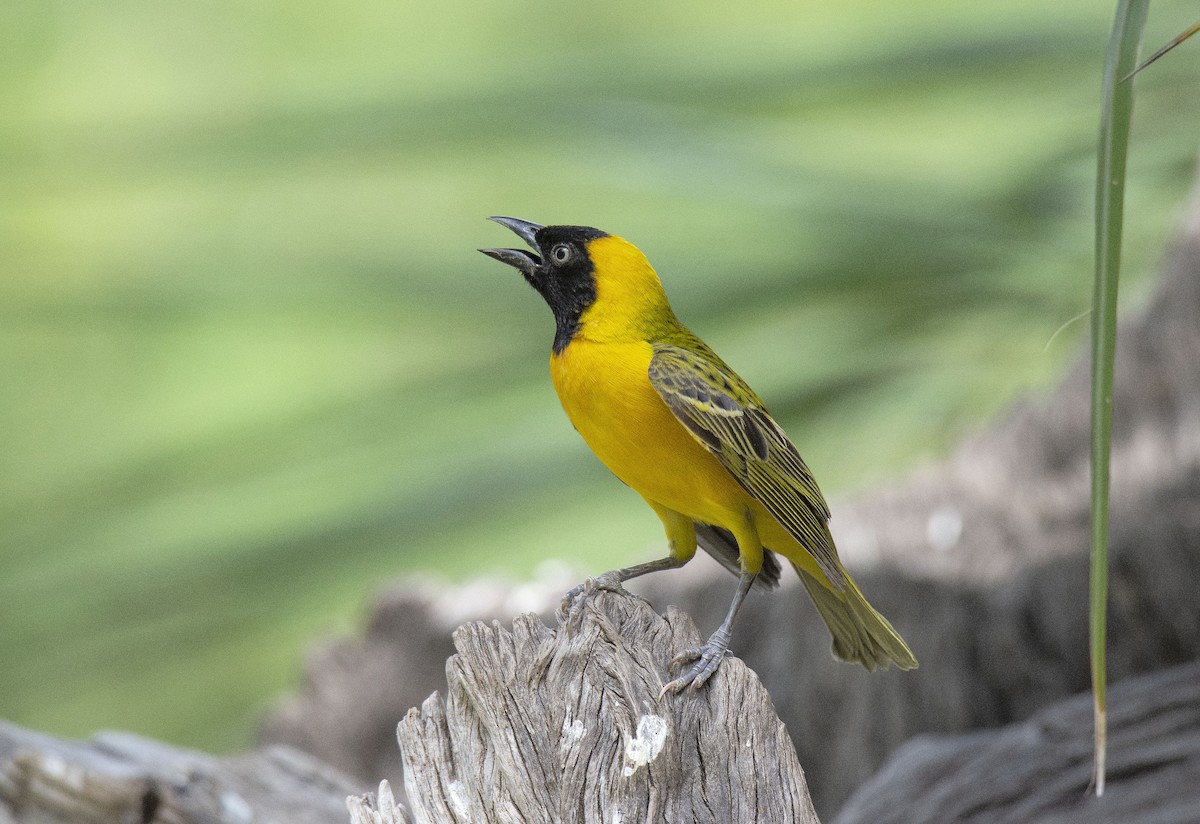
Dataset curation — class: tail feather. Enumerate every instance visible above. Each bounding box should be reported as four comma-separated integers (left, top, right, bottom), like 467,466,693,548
795,564,918,671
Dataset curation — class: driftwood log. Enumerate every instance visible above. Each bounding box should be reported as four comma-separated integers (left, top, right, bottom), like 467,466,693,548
836,660,1200,824
0,720,362,824
265,170,1200,820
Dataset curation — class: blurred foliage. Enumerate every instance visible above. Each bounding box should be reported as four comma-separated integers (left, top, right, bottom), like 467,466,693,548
1,0,1197,751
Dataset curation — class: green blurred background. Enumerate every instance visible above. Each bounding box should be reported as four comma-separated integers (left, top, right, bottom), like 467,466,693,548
2,0,1198,752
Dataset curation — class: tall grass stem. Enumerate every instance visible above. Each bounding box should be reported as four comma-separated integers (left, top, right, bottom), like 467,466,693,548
1091,0,1148,797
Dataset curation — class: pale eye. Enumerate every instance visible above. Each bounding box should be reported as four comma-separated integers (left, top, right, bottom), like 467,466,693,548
551,244,572,264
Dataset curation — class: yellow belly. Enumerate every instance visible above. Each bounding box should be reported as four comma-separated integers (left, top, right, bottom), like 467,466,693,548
550,337,829,582
551,339,752,525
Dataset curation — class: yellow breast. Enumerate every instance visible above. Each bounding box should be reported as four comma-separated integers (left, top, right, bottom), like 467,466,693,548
550,339,749,523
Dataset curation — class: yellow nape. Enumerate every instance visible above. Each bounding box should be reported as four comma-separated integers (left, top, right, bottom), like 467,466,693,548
577,235,676,344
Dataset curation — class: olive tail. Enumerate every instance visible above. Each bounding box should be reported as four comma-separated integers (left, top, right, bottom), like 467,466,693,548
794,565,918,671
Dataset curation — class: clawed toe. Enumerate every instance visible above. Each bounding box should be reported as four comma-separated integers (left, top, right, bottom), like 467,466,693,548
668,647,702,670
560,581,587,613
589,571,629,595
559,573,630,623
660,638,730,695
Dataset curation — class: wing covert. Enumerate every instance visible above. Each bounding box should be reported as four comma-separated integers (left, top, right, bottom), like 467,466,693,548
648,343,845,589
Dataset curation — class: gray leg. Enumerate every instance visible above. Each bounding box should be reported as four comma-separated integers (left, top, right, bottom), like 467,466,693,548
562,554,688,612
662,568,757,694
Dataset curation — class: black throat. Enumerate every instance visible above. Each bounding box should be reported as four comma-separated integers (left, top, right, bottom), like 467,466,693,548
544,265,596,355
528,225,606,355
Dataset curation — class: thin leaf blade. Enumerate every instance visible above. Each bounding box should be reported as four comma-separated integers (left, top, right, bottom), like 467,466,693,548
1091,0,1149,798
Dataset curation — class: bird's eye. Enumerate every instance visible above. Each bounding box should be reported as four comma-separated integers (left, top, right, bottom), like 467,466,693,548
551,244,572,264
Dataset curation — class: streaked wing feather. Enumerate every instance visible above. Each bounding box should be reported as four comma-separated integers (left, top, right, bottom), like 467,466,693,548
649,343,845,590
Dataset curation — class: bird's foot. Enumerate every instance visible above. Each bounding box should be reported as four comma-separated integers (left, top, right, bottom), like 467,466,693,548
660,627,732,695
559,571,630,623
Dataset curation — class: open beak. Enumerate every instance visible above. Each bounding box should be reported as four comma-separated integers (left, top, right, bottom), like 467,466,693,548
479,216,544,277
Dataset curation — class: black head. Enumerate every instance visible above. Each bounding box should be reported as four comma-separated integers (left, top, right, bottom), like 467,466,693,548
481,217,608,353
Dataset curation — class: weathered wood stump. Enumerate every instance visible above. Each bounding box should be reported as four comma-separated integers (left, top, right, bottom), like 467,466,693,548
391,589,818,823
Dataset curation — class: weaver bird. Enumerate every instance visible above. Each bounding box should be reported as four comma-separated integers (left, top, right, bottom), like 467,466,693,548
481,218,917,691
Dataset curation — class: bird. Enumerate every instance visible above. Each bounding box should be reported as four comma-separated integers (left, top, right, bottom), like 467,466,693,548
480,217,917,692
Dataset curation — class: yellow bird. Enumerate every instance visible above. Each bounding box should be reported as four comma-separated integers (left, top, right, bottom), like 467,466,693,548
481,218,916,691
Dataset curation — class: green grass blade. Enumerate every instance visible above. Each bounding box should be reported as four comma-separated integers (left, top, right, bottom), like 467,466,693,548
1123,21,1200,81
1091,0,1148,798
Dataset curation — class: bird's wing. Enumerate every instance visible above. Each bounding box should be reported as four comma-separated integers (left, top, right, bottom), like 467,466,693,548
648,343,845,590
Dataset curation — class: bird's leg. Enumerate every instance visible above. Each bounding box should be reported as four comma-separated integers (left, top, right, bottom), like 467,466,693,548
563,504,696,615
561,554,688,613
662,568,757,693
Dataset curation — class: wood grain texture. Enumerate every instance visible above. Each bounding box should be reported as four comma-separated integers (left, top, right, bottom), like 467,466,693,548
0,722,363,824
836,660,1200,824
393,589,819,824
348,780,413,824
